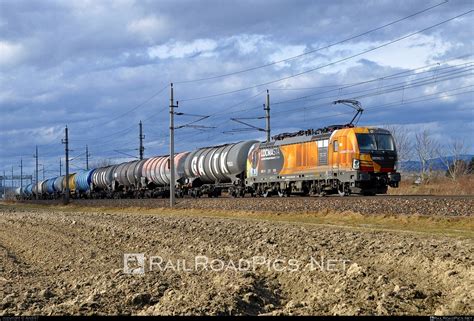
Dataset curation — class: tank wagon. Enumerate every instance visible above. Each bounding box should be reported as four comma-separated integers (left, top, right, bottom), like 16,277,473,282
183,141,258,197
141,152,189,198
19,125,400,200
14,187,21,198
111,160,148,197
74,169,95,198
24,184,33,198
91,165,116,198
53,176,64,197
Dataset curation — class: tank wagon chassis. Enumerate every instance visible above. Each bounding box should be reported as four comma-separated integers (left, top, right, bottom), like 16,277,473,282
17,125,401,200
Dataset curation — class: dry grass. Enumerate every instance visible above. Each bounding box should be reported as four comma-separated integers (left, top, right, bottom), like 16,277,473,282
389,174,474,195
2,202,473,239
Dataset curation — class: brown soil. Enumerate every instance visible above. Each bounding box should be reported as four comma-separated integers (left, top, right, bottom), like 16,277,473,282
1,203,472,316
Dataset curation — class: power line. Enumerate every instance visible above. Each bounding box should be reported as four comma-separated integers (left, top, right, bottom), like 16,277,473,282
179,10,473,102
8,86,169,150
173,64,473,140
76,84,169,132
104,84,168,124
9,60,470,165
212,59,472,119
11,18,472,157
72,85,169,143
295,88,474,125
74,118,151,149
270,67,473,116
176,74,474,144
271,58,473,104
174,1,448,84
220,87,474,141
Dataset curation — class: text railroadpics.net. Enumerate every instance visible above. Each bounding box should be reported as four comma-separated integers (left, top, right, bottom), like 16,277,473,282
123,254,351,275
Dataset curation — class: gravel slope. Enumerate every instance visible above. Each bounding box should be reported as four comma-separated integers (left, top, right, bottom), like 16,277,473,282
1,205,472,316
23,195,474,217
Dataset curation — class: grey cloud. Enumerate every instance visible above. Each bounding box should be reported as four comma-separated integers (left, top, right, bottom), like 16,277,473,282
0,0,472,175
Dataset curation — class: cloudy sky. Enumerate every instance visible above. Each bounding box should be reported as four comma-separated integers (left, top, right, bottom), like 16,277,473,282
0,0,473,180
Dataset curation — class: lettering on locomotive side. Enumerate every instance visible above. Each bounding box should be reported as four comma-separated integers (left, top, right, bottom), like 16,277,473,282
260,147,281,160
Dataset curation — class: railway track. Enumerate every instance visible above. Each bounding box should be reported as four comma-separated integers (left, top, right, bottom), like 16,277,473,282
18,194,473,217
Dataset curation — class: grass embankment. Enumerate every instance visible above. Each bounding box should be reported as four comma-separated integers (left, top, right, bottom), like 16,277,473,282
389,175,474,196
2,202,473,239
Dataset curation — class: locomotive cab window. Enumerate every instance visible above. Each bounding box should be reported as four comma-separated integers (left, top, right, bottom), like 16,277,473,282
356,133,395,152
375,134,395,151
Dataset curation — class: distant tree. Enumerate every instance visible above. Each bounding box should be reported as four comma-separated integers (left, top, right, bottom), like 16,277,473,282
439,139,470,181
414,129,439,183
383,124,412,171
446,160,468,179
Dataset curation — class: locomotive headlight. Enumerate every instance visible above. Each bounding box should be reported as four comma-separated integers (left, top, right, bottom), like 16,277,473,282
352,159,360,170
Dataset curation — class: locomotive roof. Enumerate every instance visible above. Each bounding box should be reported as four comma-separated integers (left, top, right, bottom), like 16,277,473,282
262,132,330,147
264,126,391,147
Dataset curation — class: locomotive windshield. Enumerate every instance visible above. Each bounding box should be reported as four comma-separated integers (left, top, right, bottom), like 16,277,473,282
356,133,395,152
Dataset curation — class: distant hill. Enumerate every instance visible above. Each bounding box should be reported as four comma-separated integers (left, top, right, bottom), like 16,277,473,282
400,155,474,172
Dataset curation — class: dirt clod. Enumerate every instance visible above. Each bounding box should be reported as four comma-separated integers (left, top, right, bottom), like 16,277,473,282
0,203,472,316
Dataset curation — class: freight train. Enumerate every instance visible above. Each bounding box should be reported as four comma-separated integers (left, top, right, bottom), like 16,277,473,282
16,124,401,200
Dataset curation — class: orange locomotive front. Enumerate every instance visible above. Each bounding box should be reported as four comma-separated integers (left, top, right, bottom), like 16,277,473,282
245,125,401,196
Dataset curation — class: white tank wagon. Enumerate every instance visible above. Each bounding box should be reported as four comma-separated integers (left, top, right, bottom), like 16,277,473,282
16,186,30,199
32,180,44,197
139,153,189,197
41,181,49,197
113,162,130,188
183,140,258,197
108,160,149,197
14,187,21,199
142,156,161,186
91,165,117,197
127,159,147,187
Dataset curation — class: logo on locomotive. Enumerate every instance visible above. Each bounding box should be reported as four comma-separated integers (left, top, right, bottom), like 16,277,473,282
247,144,285,177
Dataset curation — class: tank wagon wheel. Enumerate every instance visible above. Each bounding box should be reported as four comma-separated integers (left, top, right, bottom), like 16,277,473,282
338,184,350,197
281,188,292,197
300,187,310,197
262,190,271,198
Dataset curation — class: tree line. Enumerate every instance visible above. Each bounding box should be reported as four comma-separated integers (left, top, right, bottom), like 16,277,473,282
384,125,473,183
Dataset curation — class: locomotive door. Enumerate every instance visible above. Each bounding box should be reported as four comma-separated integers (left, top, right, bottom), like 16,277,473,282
332,139,339,172
339,136,347,169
